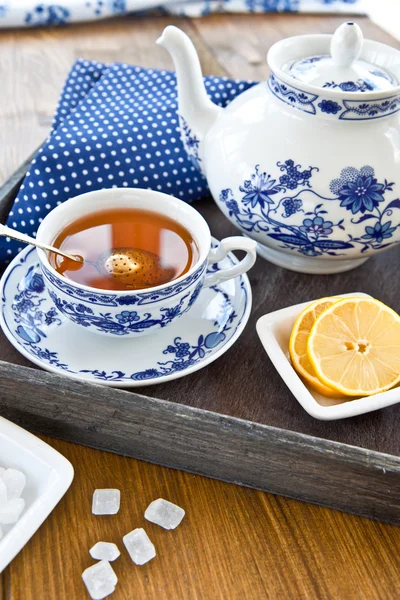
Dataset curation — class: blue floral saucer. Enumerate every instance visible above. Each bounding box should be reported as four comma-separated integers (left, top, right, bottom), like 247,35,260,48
0,242,251,388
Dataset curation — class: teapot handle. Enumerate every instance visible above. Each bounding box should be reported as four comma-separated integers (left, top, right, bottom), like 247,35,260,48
203,237,257,288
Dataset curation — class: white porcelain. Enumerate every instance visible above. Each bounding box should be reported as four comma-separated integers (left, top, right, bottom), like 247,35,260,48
0,416,74,572
0,243,251,387
256,293,400,421
287,22,396,91
158,22,400,274
35,188,256,338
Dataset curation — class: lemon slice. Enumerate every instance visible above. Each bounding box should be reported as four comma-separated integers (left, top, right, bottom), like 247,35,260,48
289,297,344,397
307,297,400,396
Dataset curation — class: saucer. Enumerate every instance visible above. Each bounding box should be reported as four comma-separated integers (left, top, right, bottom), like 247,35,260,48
0,241,251,388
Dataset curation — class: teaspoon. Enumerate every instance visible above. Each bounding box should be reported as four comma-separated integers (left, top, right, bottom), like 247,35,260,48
0,223,82,263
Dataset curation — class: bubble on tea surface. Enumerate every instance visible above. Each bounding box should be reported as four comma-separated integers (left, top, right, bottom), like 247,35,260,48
98,248,175,289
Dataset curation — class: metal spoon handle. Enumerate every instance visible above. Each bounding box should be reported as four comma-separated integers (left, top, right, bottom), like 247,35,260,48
0,223,82,262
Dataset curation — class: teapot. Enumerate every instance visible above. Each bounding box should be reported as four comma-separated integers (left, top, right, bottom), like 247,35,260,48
157,22,400,274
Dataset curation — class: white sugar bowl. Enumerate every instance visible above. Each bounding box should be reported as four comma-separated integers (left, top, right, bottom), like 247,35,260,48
158,22,400,274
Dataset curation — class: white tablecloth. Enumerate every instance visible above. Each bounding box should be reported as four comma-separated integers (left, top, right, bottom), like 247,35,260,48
0,0,366,28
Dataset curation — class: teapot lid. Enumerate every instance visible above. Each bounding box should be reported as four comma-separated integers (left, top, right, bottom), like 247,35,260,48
282,22,398,93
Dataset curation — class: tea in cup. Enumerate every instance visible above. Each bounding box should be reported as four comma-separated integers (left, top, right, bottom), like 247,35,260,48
51,207,200,291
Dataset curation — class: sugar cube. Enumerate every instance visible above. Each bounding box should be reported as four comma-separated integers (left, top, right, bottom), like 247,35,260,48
82,560,117,600
92,489,120,515
3,469,26,500
0,478,7,508
0,498,25,524
145,498,185,530
123,528,156,566
89,542,120,562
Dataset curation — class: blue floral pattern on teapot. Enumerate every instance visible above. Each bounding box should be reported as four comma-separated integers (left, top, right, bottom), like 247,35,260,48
219,160,400,258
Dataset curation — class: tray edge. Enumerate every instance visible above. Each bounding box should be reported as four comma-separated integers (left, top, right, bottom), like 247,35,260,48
1,359,400,526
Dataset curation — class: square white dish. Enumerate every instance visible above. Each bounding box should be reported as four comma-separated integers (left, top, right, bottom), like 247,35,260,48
256,292,400,421
0,416,74,572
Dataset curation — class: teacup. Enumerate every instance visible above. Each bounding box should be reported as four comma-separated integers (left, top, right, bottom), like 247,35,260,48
36,188,257,338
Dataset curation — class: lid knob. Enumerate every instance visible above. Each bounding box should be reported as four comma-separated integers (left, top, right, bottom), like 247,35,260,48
331,22,363,68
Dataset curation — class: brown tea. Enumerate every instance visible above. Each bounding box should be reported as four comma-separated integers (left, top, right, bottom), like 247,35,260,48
51,208,199,291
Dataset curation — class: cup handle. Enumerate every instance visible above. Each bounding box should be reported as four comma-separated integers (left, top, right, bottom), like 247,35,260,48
203,236,257,288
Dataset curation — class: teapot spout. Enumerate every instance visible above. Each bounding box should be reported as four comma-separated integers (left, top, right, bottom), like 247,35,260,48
157,26,221,172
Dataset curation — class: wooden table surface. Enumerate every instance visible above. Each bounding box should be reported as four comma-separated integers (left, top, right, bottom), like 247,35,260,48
1,12,400,600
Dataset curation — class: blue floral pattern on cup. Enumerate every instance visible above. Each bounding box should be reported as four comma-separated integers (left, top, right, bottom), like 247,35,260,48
41,261,206,307
45,280,205,336
219,160,400,257
47,289,194,335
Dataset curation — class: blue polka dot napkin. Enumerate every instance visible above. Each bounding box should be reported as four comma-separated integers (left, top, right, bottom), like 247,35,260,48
0,59,254,266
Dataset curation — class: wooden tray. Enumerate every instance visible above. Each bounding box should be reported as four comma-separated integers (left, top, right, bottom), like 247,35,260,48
1,159,400,526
